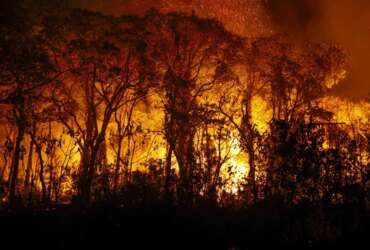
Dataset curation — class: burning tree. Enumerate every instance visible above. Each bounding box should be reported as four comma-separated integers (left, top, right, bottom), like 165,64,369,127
143,11,242,204
50,10,153,204
0,3,367,212
0,1,66,205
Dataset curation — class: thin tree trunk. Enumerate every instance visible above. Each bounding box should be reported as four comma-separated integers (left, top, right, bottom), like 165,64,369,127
24,137,34,192
243,92,257,203
164,143,173,198
0,153,8,181
247,144,257,202
174,127,196,206
28,168,36,206
48,164,53,203
113,134,123,191
79,151,91,205
29,122,48,204
9,102,26,205
35,145,47,204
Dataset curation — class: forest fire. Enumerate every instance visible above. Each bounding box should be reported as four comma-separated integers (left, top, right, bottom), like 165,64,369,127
0,0,369,248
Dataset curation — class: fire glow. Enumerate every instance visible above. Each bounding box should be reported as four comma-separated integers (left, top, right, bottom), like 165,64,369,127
0,1,369,207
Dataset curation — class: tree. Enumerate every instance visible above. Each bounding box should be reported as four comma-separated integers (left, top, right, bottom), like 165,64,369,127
216,39,271,203
143,10,241,205
51,10,152,204
0,1,63,204
237,35,347,201
251,35,346,122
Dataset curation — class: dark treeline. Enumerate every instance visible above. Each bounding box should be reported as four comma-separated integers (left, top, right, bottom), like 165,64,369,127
0,1,369,246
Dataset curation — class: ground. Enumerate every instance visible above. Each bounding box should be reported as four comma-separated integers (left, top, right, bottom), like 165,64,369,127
0,202,368,249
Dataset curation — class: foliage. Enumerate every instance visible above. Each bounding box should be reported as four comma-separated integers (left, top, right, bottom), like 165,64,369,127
0,3,368,216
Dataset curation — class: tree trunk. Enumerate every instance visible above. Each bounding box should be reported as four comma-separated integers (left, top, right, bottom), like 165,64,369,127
48,164,53,203
35,144,47,204
164,143,173,199
9,100,26,205
79,148,92,205
164,69,197,206
174,126,196,206
113,134,123,192
78,77,96,205
247,144,257,203
28,122,48,205
79,134,107,205
24,137,34,192
0,153,8,181
242,93,257,203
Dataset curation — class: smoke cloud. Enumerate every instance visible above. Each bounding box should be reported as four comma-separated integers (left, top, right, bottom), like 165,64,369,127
70,0,370,100
264,0,370,100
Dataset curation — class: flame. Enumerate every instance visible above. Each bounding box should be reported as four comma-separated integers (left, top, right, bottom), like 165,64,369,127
2,2,369,203
321,96,370,125
4,83,368,200
252,96,272,133
222,135,249,194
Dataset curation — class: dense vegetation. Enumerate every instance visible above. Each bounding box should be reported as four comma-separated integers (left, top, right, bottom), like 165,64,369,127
0,1,369,247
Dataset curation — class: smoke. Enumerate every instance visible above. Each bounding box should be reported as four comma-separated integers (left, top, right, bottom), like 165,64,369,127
69,0,370,100
69,0,161,15
70,0,270,36
264,0,319,38
264,0,370,100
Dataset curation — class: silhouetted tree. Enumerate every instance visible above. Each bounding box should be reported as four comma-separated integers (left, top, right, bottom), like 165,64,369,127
51,10,152,204
0,1,64,204
143,10,241,205
251,35,346,122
